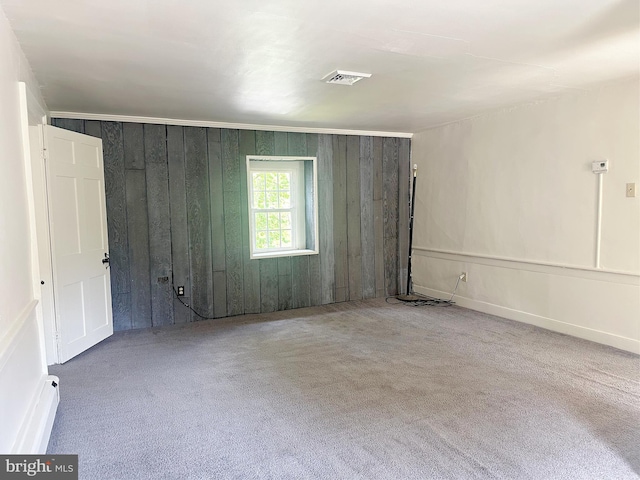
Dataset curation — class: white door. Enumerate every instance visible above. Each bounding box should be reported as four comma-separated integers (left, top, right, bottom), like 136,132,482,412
44,125,113,363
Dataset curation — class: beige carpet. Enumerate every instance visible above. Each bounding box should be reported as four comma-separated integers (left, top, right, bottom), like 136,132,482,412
48,299,640,479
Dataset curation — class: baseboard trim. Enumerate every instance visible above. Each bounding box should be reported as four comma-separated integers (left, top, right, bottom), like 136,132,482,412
414,285,640,354
13,375,60,454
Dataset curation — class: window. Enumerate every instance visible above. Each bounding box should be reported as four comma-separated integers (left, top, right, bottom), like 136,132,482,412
246,155,318,259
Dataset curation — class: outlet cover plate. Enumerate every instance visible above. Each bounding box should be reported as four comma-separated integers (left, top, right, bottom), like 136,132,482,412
592,160,609,173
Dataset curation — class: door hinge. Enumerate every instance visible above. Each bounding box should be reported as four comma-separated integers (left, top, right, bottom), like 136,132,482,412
42,148,48,161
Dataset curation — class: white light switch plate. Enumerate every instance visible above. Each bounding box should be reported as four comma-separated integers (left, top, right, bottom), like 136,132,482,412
627,183,637,198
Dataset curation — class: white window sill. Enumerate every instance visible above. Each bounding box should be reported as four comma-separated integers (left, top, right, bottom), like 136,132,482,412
250,248,318,260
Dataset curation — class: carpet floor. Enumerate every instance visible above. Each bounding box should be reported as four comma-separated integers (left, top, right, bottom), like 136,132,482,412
48,299,640,479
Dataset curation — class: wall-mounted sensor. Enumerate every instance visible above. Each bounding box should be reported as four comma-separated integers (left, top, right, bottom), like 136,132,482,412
592,160,609,174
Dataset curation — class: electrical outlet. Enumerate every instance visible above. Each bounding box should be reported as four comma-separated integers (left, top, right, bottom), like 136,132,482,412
461,272,467,282
177,286,185,296
627,183,637,198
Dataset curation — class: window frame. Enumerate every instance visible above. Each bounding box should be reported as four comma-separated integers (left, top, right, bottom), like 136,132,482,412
246,155,319,260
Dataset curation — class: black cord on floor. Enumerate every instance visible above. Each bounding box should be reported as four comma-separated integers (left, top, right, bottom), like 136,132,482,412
172,287,217,320
175,273,460,316
388,274,463,307
386,296,454,307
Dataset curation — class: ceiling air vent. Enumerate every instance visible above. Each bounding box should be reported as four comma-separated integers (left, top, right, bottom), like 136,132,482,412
323,70,372,86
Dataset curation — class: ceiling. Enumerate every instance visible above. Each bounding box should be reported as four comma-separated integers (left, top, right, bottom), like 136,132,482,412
1,0,638,133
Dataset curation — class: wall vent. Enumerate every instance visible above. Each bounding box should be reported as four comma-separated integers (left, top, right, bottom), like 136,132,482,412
323,70,372,86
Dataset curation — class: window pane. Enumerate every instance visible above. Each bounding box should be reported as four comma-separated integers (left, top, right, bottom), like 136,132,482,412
268,231,281,248
279,191,290,208
281,212,291,228
281,230,292,247
266,192,279,209
278,173,290,190
252,172,265,191
256,231,267,249
255,212,267,230
265,172,278,191
253,191,266,209
268,212,280,230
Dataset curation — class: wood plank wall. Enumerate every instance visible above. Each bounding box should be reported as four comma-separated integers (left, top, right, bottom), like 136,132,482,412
51,119,411,330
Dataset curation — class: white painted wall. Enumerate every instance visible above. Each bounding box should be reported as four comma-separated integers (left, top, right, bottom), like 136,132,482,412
0,6,57,453
411,78,640,353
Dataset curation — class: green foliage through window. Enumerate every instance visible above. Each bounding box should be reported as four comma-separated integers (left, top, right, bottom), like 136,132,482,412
252,170,294,250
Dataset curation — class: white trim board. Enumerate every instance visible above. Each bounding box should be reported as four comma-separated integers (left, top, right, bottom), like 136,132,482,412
414,285,640,354
49,112,414,138
0,300,58,453
0,300,39,371
12,375,59,454
413,247,639,284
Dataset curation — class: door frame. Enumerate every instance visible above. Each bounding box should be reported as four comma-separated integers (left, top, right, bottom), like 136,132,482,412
18,82,58,365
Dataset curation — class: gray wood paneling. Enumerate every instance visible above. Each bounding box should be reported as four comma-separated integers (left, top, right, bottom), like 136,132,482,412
125,169,152,329
397,138,411,295
52,118,84,133
111,293,131,332
207,128,227,318
240,130,261,314
317,135,335,305
383,138,399,296
83,120,102,138
287,132,307,154
167,126,191,324
274,132,288,157
346,136,362,301
360,137,376,299
208,128,225,271
212,271,227,318
53,119,407,329
123,123,145,170
277,257,292,311
222,129,244,316
185,127,213,320
372,137,385,298
255,130,274,156
259,259,278,313
306,134,322,307
144,124,174,327
101,122,130,299
287,133,310,309
332,135,348,302
291,254,310,309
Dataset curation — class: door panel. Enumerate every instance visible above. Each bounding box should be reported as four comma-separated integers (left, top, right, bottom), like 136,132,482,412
45,125,113,363
83,178,106,250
